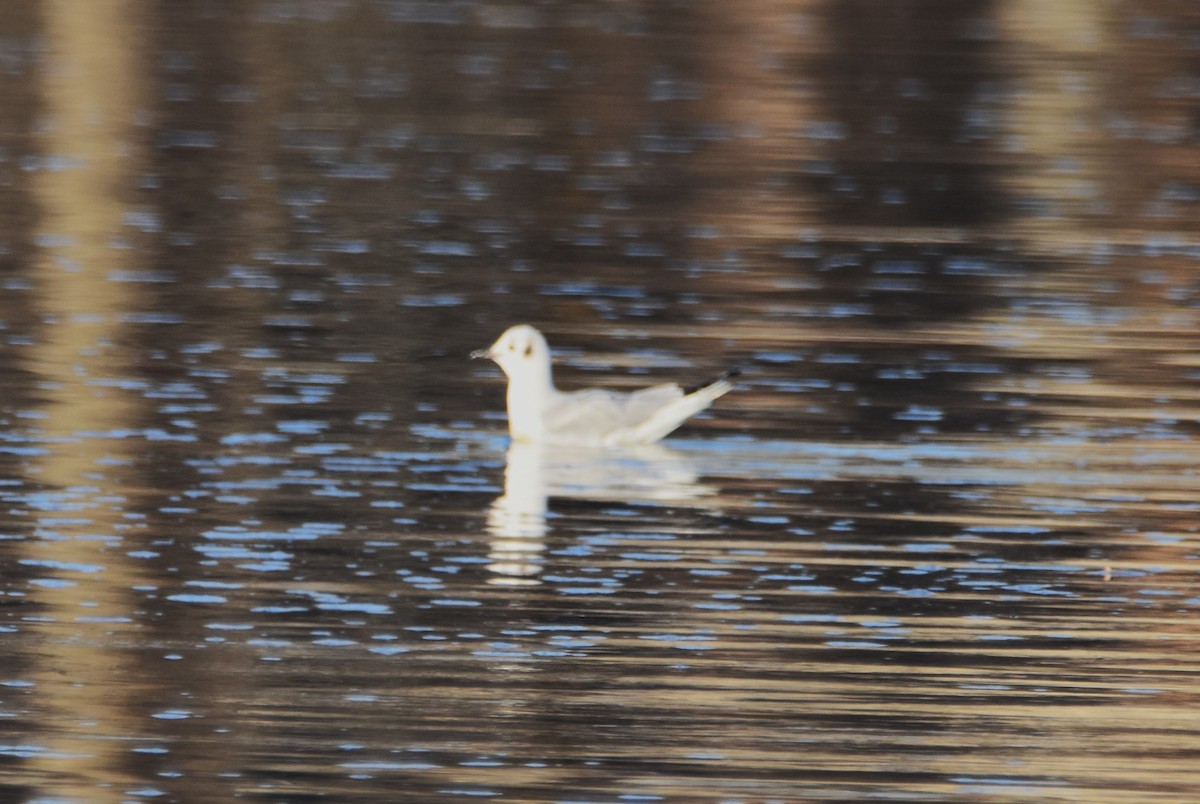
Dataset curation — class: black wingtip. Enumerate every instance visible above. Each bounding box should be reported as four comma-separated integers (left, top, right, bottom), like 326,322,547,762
683,369,741,395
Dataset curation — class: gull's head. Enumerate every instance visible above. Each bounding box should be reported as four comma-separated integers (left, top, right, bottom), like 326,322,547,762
471,324,552,381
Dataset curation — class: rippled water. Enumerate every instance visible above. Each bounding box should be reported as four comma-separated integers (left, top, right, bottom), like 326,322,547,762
2,2,1199,802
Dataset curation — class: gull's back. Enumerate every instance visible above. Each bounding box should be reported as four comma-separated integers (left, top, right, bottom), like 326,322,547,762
543,376,734,446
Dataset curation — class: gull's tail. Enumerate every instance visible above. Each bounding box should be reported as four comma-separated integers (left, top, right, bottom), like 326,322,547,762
682,369,741,397
626,369,740,445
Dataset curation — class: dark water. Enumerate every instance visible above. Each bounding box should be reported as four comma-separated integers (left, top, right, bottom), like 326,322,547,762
2,2,1200,802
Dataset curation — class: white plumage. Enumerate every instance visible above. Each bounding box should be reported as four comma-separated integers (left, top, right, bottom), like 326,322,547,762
472,325,736,446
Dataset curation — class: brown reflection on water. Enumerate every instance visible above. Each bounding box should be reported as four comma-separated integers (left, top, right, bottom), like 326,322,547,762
21,2,156,799
1000,0,1200,248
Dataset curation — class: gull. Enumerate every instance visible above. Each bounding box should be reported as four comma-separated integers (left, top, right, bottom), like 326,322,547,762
471,324,737,446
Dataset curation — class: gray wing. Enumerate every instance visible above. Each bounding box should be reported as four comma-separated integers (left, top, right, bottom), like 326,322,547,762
543,384,684,437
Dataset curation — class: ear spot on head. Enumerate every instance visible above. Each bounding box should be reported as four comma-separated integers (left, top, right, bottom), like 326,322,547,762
524,343,534,358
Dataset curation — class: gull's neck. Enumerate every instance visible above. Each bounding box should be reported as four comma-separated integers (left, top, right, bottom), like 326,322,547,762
505,359,555,441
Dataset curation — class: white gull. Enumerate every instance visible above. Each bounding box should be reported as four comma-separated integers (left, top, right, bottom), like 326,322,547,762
472,324,737,446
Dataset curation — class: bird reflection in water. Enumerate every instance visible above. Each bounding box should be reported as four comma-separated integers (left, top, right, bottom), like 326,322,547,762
485,441,720,585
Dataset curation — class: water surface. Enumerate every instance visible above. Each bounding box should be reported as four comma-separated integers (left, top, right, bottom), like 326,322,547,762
1,2,1199,802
